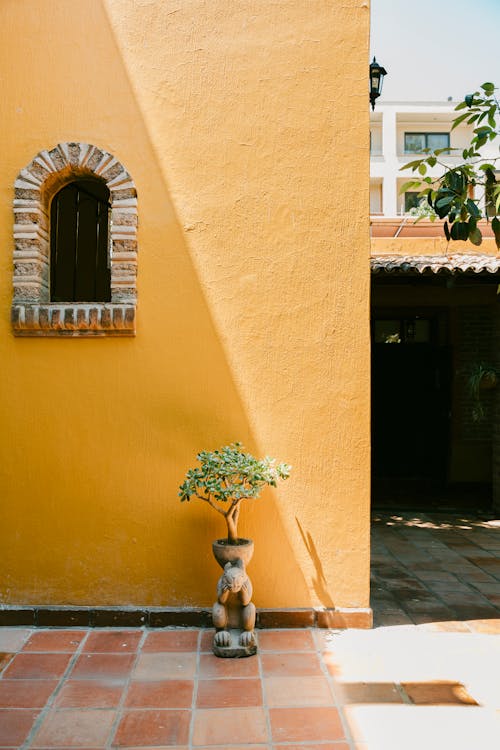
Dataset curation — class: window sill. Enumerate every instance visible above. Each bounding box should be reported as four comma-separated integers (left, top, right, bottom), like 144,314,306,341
11,303,136,337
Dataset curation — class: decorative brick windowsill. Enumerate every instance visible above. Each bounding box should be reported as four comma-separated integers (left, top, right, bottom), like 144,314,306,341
0,606,373,629
11,304,136,337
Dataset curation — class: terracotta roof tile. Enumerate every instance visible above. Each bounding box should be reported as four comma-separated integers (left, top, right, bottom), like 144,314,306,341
371,254,500,275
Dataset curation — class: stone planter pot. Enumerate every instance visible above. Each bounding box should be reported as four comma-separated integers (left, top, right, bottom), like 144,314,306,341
212,538,254,569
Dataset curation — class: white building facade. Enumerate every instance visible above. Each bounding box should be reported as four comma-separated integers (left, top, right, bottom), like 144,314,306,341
370,101,498,218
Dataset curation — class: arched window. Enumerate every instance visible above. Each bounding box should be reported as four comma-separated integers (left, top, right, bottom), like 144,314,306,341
50,179,111,303
12,142,138,336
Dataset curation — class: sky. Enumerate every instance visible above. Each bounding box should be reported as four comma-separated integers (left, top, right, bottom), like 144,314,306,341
371,0,500,101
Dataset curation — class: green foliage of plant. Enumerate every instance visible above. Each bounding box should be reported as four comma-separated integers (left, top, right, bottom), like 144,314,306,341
400,82,500,249
179,443,291,544
467,362,499,422
408,198,438,222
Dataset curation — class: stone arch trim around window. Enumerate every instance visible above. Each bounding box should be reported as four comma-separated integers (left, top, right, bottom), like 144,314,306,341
12,142,138,336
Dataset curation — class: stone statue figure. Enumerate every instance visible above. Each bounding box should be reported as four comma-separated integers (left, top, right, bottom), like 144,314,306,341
212,558,257,657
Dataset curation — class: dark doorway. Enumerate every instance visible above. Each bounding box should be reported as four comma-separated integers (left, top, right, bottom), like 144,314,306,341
372,313,452,488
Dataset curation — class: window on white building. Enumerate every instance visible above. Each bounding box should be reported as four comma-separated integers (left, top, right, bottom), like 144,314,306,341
370,180,383,214
485,171,500,218
404,132,450,154
404,191,420,213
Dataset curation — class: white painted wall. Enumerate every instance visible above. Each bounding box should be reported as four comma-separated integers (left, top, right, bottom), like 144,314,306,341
370,101,498,216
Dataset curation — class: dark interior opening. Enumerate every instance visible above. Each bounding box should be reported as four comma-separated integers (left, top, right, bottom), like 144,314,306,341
371,272,497,511
50,178,111,302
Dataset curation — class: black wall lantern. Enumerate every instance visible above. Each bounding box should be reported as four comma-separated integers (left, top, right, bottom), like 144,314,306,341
370,57,387,110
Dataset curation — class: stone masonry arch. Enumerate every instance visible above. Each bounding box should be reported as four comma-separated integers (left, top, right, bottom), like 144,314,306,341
12,142,138,336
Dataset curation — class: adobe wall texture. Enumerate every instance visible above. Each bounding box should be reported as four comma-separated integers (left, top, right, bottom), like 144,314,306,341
0,0,370,609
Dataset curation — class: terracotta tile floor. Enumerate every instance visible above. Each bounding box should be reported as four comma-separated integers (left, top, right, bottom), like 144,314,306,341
0,622,498,749
0,511,498,749
371,510,500,626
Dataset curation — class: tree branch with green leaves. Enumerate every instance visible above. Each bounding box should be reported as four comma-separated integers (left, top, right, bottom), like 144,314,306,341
179,443,291,544
400,82,500,248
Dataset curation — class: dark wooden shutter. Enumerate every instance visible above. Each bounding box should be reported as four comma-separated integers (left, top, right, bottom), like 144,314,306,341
50,179,111,302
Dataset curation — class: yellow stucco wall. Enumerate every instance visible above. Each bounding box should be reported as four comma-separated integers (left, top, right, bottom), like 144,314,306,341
0,0,370,608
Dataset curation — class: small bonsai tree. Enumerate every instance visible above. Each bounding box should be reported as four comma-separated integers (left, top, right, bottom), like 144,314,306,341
179,443,291,544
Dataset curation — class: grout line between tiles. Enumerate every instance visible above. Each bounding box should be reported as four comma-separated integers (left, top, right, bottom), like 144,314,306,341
319,628,357,750
370,513,500,623
19,628,91,749
187,628,202,750
0,628,34,678
107,626,148,749
258,631,273,750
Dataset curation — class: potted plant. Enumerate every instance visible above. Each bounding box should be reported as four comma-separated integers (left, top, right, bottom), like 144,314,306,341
468,362,499,422
179,442,290,553
179,443,290,655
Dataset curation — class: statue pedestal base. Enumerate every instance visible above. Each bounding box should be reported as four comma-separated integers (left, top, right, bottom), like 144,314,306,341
212,540,257,658
212,628,257,658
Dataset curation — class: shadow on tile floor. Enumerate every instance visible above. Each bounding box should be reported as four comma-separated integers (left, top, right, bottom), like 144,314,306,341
0,510,498,748
371,510,500,626
1,626,499,749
